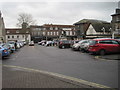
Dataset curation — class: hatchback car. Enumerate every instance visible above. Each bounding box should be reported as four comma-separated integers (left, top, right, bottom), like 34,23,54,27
0,45,10,58
29,41,34,46
72,40,89,51
88,39,120,55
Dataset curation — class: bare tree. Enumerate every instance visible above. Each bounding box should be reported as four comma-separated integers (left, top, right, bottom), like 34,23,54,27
16,13,36,27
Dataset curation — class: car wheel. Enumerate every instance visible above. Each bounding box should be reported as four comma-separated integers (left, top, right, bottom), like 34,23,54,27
99,49,106,56
62,46,65,49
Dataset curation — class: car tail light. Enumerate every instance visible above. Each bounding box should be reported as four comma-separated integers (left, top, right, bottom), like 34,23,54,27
12,47,14,49
3,50,7,52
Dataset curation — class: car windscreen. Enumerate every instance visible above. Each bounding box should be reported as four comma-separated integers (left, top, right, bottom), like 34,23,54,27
61,40,70,43
9,42,15,44
78,40,88,44
89,40,97,45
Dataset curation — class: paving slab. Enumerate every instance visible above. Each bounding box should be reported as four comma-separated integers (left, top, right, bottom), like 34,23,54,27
2,66,92,88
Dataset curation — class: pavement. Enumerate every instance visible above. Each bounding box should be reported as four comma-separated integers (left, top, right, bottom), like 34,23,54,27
2,65,92,88
2,65,118,90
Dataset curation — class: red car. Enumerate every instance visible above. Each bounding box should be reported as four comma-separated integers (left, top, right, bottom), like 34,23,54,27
58,40,71,49
88,39,120,55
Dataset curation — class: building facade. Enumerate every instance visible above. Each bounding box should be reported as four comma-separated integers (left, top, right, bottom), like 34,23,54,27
0,11,6,43
30,24,76,43
74,19,112,39
111,8,120,38
5,27,31,43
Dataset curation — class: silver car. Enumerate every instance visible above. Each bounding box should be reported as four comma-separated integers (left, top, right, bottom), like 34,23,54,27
72,40,89,51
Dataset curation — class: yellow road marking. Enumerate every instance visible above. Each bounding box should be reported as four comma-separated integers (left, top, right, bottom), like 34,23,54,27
2,64,112,88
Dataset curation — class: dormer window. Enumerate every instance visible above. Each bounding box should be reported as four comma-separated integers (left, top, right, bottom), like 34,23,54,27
16,30,19,33
55,27,58,30
7,31,10,33
26,31,29,33
50,27,53,30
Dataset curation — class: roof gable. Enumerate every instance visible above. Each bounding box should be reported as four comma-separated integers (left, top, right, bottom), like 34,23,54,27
86,24,97,35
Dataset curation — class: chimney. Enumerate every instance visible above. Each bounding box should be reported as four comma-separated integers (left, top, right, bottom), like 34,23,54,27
116,8,120,14
22,22,28,29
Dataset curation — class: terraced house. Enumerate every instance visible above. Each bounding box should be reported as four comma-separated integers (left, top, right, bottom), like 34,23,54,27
30,24,76,43
5,23,31,43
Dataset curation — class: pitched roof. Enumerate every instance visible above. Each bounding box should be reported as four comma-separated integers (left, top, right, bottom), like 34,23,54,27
5,28,30,34
74,19,111,32
43,24,75,28
92,23,112,32
74,19,110,25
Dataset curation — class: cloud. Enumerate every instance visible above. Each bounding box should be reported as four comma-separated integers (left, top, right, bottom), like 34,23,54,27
0,2,119,28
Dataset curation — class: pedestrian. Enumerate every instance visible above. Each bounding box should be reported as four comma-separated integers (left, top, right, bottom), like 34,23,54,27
15,40,17,50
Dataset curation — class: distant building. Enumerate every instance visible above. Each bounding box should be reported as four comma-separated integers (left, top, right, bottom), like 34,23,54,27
29,25,45,43
111,7,120,38
30,24,76,43
0,11,6,43
5,23,31,43
74,19,112,39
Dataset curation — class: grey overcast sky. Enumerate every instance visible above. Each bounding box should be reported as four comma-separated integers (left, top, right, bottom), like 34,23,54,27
0,0,119,28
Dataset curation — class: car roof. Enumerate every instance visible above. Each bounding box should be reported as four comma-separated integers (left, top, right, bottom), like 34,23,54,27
93,39,118,41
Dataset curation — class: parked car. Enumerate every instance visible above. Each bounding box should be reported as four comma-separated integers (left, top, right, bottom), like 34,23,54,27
80,40,91,52
38,40,46,45
70,40,80,47
16,42,21,49
23,41,27,45
58,40,71,49
2,44,11,53
0,45,10,58
45,41,53,46
72,40,89,51
88,39,120,55
29,41,34,46
6,43,16,53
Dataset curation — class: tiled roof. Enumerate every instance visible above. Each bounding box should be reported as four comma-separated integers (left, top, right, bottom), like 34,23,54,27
42,24,75,28
74,19,111,32
30,25,43,28
5,28,30,34
74,19,110,25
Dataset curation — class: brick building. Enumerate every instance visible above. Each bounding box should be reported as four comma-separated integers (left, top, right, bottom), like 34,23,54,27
30,24,76,43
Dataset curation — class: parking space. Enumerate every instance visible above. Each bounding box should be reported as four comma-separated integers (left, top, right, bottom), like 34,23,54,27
1,40,119,89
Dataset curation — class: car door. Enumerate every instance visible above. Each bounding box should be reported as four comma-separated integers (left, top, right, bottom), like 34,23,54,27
111,40,120,53
98,40,114,52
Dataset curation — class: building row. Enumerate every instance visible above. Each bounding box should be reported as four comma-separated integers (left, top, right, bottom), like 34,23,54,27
0,7,120,43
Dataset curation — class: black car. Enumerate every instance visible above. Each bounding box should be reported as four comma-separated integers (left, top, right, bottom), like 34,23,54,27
58,40,71,49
